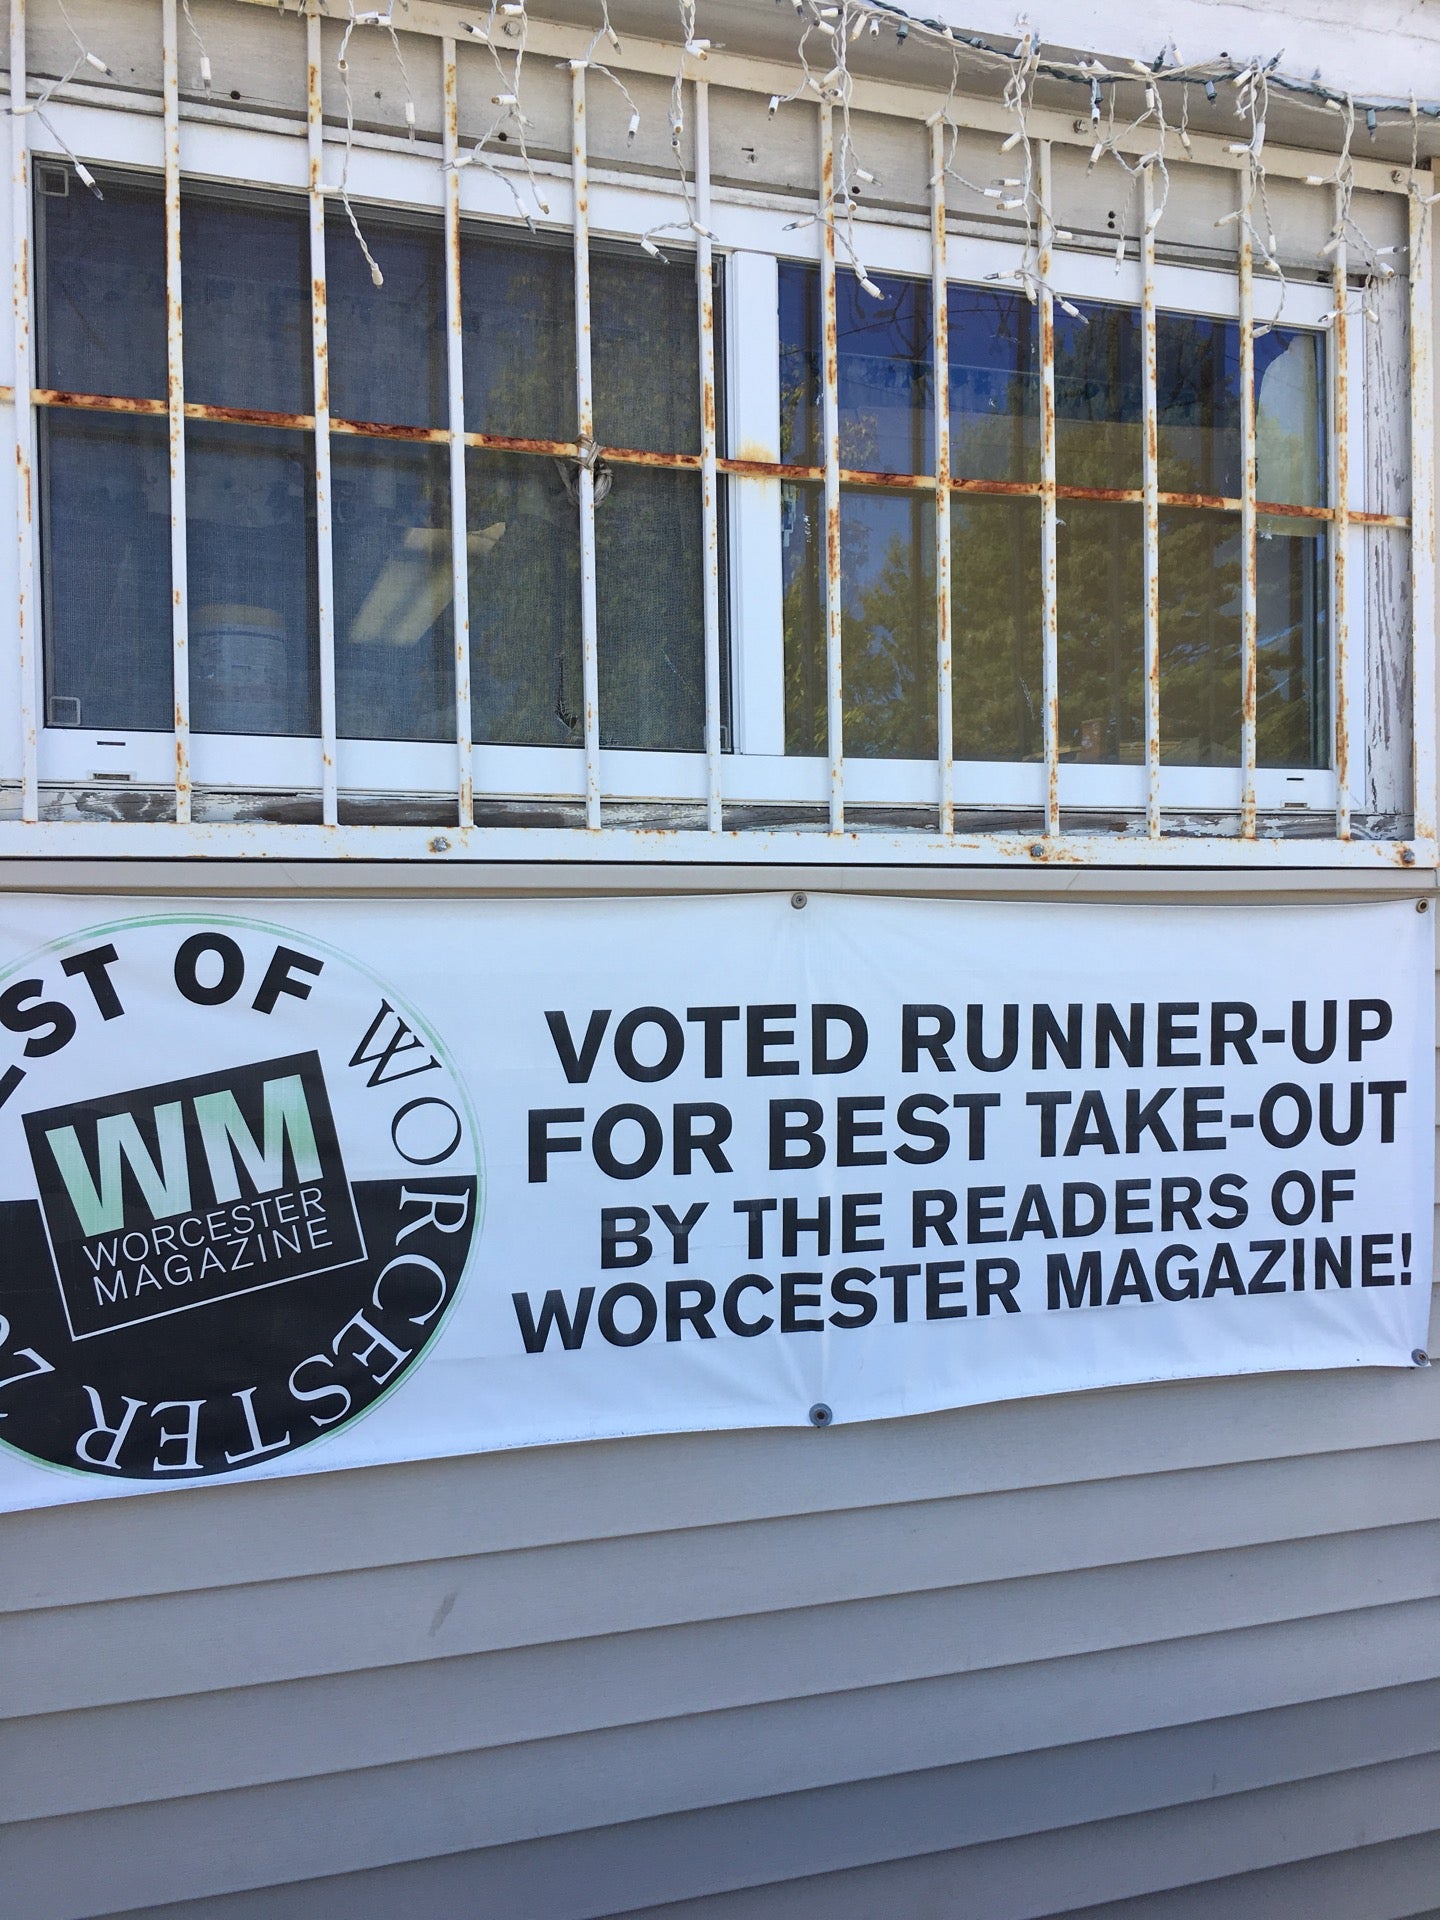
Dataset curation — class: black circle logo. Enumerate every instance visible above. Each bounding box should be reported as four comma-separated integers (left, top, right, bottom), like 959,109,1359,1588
0,913,481,1480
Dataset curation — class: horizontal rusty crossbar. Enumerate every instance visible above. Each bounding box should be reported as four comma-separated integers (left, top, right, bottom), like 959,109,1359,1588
18,387,1411,530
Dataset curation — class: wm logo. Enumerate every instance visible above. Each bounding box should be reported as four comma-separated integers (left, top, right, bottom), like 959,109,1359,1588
25,1051,364,1340
43,1071,323,1236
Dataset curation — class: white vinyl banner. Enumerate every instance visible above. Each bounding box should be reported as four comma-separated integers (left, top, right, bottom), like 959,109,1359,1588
0,891,1431,1509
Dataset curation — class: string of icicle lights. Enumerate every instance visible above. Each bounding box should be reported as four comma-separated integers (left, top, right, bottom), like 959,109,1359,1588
27,0,1440,324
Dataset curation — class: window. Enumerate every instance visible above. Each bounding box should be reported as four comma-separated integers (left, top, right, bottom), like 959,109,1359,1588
35,172,711,774
15,0,1419,860
777,263,1327,773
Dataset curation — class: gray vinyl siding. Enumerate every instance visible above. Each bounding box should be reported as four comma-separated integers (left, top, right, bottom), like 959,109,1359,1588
2,1325,1439,1920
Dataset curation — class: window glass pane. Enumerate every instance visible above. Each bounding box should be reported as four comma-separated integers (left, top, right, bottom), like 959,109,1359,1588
953,497,1043,761
463,231,574,441
1057,501,1143,763
467,450,581,746
40,410,170,729
335,441,454,742
1055,301,1142,492
592,249,701,456
1157,313,1240,497
777,262,931,473
783,482,935,759
835,271,930,473
1162,538,1326,777
782,481,823,750
37,171,165,400
779,261,819,466
949,287,1039,484
183,196,310,415
1256,328,1324,507
1158,507,1241,765
596,467,706,750
187,422,317,735
328,214,445,429
1258,530,1327,767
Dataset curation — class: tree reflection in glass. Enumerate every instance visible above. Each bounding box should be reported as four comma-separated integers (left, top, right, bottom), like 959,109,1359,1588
780,264,1327,774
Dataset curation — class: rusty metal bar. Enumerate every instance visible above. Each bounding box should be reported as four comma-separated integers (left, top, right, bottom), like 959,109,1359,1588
1330,185,1350,841
442,40,473,828
1238,166,1258,839
1410,166,1436,845
819,96,843,834
1038,140,1059,839
307,6,337,826
162,0,191,823
1140,161,1161,839
931,118,953,834
11,390,1416,527
571,59,600,830
9,0,36,821
695,75,722,833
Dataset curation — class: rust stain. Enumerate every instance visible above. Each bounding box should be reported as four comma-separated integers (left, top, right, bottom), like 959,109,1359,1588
1254,497,1337,522
38,389,167,417
11,387,1419,542
466,431,578,458
1157,488,1231,512
333,416,447,444
843,466,933,491
952,476,1034,499
194,402,311,431
723,457,818,481
609,444,702,472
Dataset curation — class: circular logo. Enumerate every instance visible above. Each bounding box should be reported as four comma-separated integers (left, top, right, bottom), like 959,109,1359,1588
0,913,480,1481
